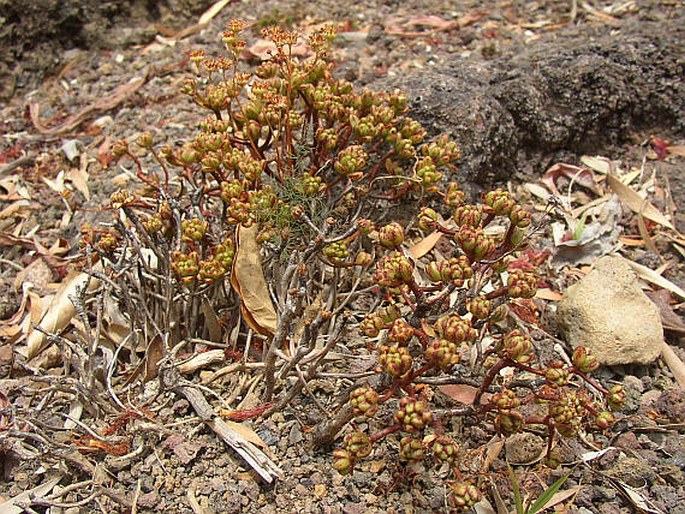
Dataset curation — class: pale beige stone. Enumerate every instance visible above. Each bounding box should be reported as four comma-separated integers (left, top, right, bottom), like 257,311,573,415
556,255,663,366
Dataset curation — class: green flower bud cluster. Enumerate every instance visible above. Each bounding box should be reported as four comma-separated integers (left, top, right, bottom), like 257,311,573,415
417,207,439,231
399,436,424,461
424,338,462,370
171,251,200,284
466,296,492,320
400,118,426,143
334,144,367,180
492,389,521,411
350,386,380,418
387,318,415,344
427,435,460,465
434,315,476,344
356,218,375,235
455,225,496,260
425,256,473,286
453,204,482,228
182,218,208,243
422,135,461,165
595,410,616,430
323,241,350,264
448,481,481,513
491,388,525,435
549,390,584,437
506,269,538,298
298,172,326,195
110,189,135,209
394,398,433,433
545,360,570,386
495,409,524,435
497,329,535,364
332,430,374,475
444,182,465,208
483,189,516,216
572,346,600,374
378,222,405,249
198,258,226,283
354,251,373,267
416,157,442,192
96,230,120,253
378,344,413,377
607,385,626,411
373,253,414,288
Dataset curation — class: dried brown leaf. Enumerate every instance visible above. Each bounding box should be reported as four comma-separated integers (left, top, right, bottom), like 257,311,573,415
637,212,660,256
68,166,90,201
646,290,685,335
666,145,685,157
231,224,277,337
407,231,443,259
13,258,54,293
201,298,223,342
535,288,564,301
144,334,166,382
29,76,147,136
606,173,675,230
625,258,685,300
438,384,481,405
198,0,233,25
23,271,101,360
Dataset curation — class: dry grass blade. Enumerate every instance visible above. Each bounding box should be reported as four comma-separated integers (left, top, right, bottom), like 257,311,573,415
198,0,234,25
624,258,685,300
231,224,278,337
606,173,675,230
661,343,685,390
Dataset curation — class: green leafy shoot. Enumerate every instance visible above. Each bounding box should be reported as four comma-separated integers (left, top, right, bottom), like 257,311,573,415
508,464,577,514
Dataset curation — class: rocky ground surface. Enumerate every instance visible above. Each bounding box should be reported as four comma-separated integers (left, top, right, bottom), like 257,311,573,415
1,0,685,513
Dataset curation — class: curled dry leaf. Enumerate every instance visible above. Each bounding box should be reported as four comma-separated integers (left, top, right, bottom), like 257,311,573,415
23,270,101,360
230,224,278,337
542,162,599,196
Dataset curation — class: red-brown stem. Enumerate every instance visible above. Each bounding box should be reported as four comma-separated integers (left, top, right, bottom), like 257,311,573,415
511,362,548,377
474,357,510,406
435,222,457,237
370,423,402,443
377,364,433,404
426,283,456,306
581,401,600,417
413,327,430,347
400,287,416,311
572,368,610,395
484,286,508,301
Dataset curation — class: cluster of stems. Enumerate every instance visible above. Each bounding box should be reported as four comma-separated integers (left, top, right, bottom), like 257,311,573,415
82,22,463,409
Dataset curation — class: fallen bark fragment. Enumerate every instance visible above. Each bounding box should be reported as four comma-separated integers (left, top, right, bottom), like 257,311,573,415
162,367,284,483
